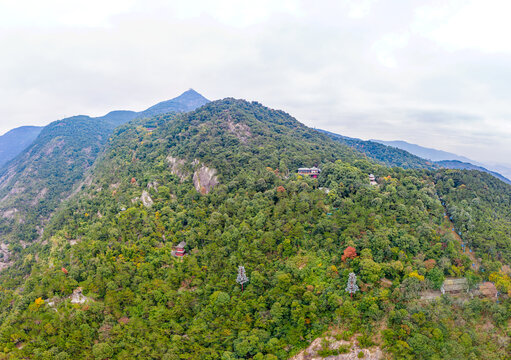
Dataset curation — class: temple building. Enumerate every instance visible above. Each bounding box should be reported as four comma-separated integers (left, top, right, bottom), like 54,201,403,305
172,241,187,257
297,167,321,178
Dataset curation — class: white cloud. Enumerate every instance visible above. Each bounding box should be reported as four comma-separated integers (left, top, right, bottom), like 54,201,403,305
420,0,511,53
0,0,137,28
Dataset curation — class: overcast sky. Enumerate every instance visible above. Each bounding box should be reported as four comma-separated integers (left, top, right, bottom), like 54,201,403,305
1,0,510,167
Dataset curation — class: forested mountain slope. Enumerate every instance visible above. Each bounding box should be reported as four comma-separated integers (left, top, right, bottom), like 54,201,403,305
323,130,511,185
374,139,511,183
436,160,511,185
0,90,209,247
0,126,42,168
0,99,508,359
373,139,474,163
318,130,436,170
435,169,511,264
0,116,113,243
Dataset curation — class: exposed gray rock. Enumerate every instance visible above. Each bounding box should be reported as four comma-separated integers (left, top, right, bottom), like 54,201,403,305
193,165,219,194
290,336,383,360
141,190,154,207
147,181,159,191
227,119,251,143
70,287,89,304
31,187,48,206
167,156,190,181
0,243,12,271
221,111,252,143
2,208,18,219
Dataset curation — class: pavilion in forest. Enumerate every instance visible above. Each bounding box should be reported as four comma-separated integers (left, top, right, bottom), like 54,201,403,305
172,241,187,257
297,167,321,178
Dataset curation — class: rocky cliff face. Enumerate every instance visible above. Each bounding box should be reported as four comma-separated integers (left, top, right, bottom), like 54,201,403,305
193,165,218,194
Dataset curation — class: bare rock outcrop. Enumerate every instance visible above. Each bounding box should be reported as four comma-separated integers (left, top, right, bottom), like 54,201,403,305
221,110,252,143
193,166,219,194
167,155,219,194
70,287,89,304
31,187,48,206
147,181,159,191
0,243,12,271
141,190,154,207
2,208,18,219
290,336,383,360
227,120,251,143
43,138,65,156
167,156,190,181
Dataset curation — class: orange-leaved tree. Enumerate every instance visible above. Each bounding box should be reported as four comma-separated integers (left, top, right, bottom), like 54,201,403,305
341,246,357,262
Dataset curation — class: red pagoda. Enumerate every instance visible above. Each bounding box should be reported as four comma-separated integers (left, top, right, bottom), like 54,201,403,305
172,241,186,257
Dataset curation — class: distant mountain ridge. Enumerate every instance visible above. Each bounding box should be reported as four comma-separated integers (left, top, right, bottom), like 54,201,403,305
317,129,436,170
372,139,475,163
0,89,208,168
58,89,210,129
140,88,210,117
372,139,511,183
0,126,43,168
318,130,511,184
435,160,511,185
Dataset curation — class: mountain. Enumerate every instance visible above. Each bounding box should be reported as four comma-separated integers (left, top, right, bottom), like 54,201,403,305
373,139,511,183
320,130,511,186
318,130,436,170
479,162,511,183
139,88,210,117
0,89,209,170
0,90,209,246
372,139,475,163
95,110,138,126
0,98,508,359
0,126,43,168
436,160,511,185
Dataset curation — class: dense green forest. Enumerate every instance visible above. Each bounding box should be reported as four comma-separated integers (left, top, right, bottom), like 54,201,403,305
435,169,511,264
0,99,509,359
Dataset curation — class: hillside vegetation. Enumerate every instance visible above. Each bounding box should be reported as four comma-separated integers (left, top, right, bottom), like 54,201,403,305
0,99,510,359
0,90,209,249
436,160,511,185
436,169,511,264
0,116,113,243
0,99,508,359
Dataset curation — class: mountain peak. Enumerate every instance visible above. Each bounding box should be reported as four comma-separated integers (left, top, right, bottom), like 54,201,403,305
140,89,210,117
174,88,209,103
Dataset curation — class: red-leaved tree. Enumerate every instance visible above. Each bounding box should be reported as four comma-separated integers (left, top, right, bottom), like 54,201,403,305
341,246,357,262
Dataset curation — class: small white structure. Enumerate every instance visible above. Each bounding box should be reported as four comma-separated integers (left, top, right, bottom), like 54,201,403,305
369,174,377,185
